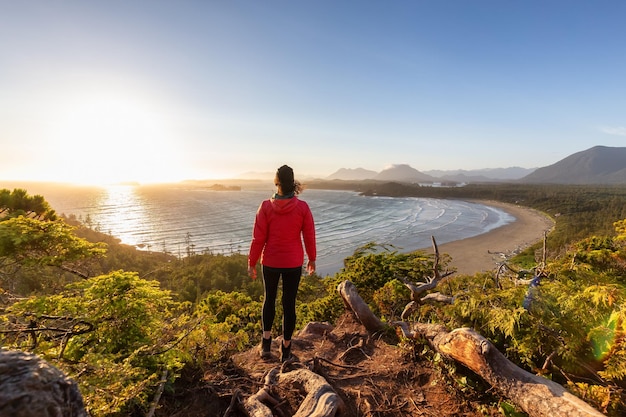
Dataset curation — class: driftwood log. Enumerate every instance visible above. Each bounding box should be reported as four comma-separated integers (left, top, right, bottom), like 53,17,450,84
0,349,87,417
244,366,344,417
337,279,604,417
396,323,605,417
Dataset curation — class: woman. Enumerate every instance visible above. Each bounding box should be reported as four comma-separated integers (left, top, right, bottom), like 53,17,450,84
248,165,316,362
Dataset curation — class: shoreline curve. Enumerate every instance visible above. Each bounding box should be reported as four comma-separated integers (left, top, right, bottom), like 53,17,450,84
424,200,555,275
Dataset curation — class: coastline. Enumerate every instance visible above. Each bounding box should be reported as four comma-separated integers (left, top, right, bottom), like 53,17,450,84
2,182,554,276
424,201,555,275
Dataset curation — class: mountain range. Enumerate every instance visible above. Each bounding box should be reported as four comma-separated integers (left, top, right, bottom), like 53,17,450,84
326,146,626,185
521,146,626,184
326,164,536,183
327,165,439,182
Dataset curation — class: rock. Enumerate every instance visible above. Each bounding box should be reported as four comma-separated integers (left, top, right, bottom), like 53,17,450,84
0,349,87,417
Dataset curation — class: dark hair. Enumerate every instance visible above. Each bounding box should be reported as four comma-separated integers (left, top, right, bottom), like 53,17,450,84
276,165,302,195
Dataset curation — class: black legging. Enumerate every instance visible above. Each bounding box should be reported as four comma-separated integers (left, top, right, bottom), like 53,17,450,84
262,265,302,341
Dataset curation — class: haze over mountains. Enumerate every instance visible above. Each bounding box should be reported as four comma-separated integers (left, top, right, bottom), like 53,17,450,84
325,146,626,185
327,165,536,183
237,146,626,185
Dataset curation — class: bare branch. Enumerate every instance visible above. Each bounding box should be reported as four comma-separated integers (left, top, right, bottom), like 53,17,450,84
400,301,418,321
146,369,168,417
400,235,455,312
420,292,454,304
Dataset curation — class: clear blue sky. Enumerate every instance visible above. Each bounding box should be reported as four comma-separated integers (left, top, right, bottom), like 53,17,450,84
2,1,626,184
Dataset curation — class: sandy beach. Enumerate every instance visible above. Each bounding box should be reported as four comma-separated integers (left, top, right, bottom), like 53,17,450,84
427,201,555,275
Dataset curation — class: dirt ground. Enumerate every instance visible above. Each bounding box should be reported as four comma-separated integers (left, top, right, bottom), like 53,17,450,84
155,313,505,417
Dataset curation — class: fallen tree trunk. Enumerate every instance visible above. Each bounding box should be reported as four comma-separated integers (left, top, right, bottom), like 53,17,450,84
394,322,605,417
337,279,604,417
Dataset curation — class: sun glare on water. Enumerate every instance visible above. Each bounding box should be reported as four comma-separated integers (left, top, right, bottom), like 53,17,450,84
46,91,188,185
96,184,154,248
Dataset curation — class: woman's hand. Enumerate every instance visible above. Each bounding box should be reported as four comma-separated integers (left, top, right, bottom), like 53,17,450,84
306,260,316,276
247,265,257,280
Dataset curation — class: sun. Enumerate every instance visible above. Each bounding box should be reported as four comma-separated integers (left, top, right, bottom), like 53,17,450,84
47,90,188,185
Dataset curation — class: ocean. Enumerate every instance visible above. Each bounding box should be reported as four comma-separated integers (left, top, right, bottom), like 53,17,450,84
3,182,514,276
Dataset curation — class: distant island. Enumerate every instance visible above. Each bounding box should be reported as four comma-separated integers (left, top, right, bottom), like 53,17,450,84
179,180,243,191
206,184,241,191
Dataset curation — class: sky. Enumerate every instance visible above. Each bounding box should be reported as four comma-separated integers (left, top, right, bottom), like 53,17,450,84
2,1,626,185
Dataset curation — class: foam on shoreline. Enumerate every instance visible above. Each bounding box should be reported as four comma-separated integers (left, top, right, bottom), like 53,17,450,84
432,201,555,275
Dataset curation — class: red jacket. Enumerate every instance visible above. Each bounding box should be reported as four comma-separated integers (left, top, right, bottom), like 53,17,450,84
248,196,316,269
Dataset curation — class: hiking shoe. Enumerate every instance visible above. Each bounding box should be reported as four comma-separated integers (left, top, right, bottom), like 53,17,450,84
280,342,292,362
259,337,272,359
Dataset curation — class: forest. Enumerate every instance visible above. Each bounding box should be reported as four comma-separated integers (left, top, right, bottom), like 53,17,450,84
1,183,626,416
